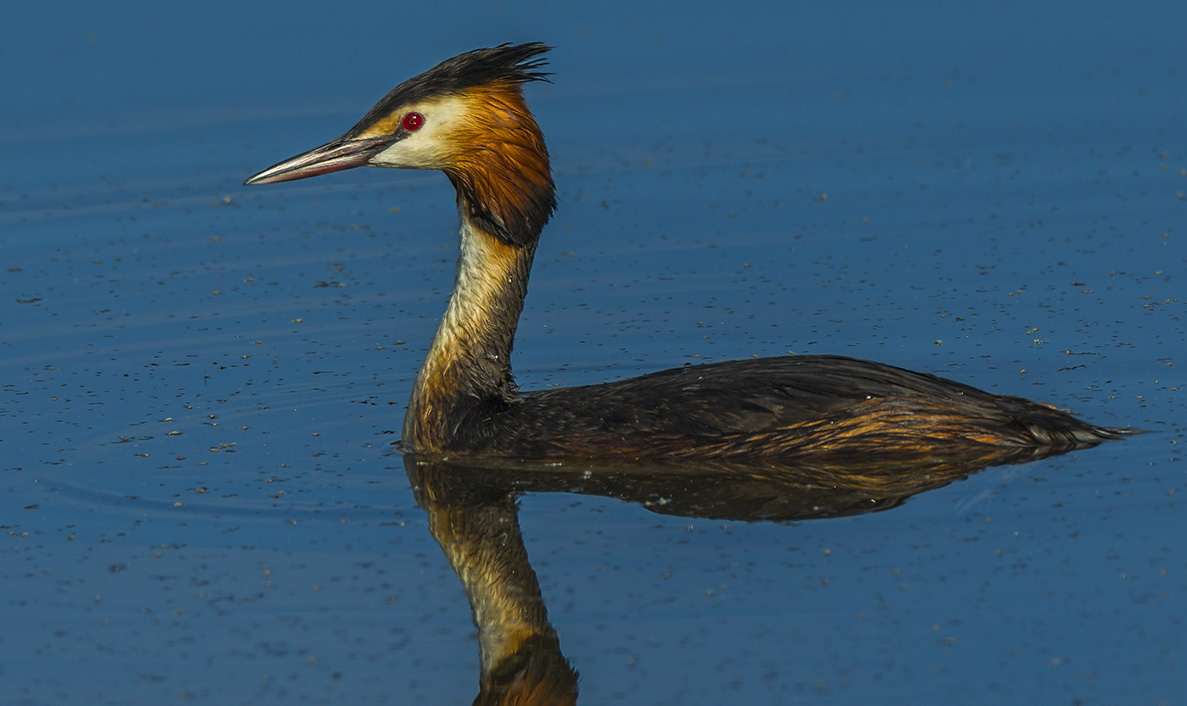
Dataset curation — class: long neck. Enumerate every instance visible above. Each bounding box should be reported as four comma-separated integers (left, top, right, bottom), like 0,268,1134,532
402,204,538,453
402,87,555,454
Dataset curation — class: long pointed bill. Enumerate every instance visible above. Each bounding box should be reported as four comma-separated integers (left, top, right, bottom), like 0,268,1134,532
243,136,393,186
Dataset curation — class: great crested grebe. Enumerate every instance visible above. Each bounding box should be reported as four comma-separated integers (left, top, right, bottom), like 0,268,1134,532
245,43,1126,462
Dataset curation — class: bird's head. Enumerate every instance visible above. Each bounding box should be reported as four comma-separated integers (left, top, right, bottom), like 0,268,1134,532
245,43,556,245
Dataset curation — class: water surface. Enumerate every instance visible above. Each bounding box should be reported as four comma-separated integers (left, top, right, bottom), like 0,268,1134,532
2,2,1184,704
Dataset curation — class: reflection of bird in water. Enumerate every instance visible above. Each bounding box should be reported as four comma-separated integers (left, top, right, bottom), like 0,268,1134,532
246,43,1129,463
404,451,1015,704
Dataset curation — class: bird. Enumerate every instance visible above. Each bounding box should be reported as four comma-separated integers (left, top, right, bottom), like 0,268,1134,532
245,42,1128,464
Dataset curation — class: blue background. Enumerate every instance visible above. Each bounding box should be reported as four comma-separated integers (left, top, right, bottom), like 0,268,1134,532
2,1,1184,703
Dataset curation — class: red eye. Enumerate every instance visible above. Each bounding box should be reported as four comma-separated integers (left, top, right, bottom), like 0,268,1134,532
401,112,425,131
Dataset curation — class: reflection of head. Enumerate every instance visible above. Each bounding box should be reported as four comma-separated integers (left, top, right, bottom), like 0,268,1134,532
474,633,578,706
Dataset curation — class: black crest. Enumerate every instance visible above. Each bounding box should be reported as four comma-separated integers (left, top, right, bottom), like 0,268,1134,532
345,43,552,138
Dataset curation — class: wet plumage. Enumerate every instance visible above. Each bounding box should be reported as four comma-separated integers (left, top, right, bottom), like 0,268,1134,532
245,43,1129,463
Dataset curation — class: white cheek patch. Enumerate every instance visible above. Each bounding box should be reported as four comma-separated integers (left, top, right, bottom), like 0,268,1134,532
368,96,469,170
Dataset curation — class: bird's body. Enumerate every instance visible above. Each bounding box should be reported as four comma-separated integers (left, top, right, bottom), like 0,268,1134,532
409,354,1118,463
246,43,1126,462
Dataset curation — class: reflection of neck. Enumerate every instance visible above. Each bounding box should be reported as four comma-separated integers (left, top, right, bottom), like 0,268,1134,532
417,482,577,704
429,496,552,671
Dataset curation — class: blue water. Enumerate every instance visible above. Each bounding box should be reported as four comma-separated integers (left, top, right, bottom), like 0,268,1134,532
2,1,1184,704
